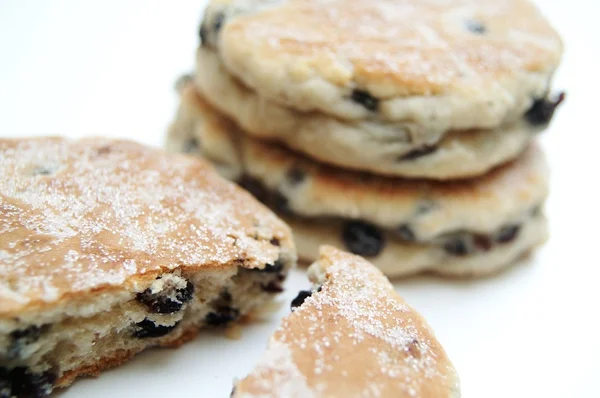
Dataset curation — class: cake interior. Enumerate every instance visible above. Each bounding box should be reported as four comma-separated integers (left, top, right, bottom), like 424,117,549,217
0,259,290,397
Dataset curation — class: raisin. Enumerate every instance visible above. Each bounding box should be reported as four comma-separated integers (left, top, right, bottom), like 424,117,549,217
273,191,293,215
473,234,493,252
4,367,55,398
0,368,10,398
496,225,521,244
261,281,284,294
133,319,179,339
239,176,269,204
286,167,306,185
396,224,416,242
239,176,293,215
525,93,566,126
342,221,385,257
398,145,438,161
205,306,240,326
251,259,284,274
443,237,471,256
10,326,44,345
291,290,313,310
465,20,486,34
405,338,422,359
136,280,194,314
7,325,46,360
220,290,233,303
178,281,195,303
351,89,379,112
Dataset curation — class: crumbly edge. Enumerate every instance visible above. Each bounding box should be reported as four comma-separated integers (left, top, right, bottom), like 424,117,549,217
0,251,294,396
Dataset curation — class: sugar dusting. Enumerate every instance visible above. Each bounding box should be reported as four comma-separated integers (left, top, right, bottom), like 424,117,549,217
0,138,285,314
237,248,456,397
223,0,561,99
237,340,316,398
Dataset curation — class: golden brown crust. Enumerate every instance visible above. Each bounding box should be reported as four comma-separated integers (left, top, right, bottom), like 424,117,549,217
242,133,546,208
192,47,547,179
0,138,293,317
172,85,548,238
222,0,561,96
56,349,137,388
210,0,563,133
234,246,460,397
55,325,201,389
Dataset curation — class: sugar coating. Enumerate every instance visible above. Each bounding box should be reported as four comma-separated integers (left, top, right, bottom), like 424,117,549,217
212,0,562,131
235,341,316,398
234,247,460,397
0,138,290,316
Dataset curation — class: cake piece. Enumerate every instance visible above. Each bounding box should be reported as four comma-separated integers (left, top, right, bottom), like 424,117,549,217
0,137,295,397
167,86,549,278
232,246,460,397
194,0,564,178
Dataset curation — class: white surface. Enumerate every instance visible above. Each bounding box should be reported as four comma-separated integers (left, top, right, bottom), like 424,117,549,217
1,1,599,397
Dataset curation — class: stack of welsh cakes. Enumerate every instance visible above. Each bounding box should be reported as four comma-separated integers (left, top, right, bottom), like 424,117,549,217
167,0,564,278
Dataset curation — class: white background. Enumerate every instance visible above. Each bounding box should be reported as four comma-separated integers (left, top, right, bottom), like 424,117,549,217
1,1,599,397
